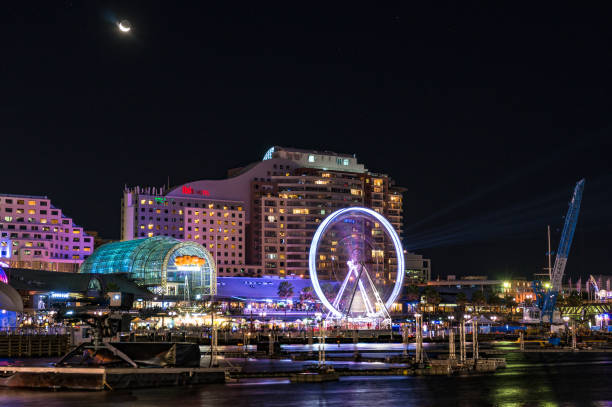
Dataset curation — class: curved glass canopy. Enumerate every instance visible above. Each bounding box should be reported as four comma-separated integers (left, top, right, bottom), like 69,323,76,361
79,237,216,299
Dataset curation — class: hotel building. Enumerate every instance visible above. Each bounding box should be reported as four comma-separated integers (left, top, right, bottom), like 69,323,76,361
0,194,94,272
122,147,421,280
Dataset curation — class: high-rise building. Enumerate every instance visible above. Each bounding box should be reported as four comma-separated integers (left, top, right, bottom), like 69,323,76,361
121,146,408,279
0,194,93,272
121,187,247,277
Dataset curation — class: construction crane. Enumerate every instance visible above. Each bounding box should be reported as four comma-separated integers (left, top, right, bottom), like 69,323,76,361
534,179,585,323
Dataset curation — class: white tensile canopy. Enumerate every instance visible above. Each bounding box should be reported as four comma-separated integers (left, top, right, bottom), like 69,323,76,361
0,282,23,312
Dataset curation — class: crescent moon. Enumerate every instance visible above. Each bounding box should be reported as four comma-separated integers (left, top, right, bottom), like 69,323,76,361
118,22,131,32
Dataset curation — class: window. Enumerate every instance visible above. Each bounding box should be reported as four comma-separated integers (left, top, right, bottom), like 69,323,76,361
308,155,315,162
343,158,349,165
28,200,36,206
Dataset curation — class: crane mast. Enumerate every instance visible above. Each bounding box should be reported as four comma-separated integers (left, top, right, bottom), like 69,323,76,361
539,179,585,322
550,179,585,291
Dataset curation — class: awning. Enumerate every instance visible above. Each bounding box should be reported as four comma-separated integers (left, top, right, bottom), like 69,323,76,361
0,282,23,312
468,315,494,324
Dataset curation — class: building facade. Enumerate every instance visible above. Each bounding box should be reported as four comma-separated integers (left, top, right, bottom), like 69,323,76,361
79,236,216,300
121,188,246,277
121,146,407,279
0,194,93,272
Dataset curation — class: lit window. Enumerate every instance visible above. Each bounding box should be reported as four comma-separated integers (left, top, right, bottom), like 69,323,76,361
140,199,146,204
343,158,349,165
147,232,154,237
148,200,153,205
308,155,315,162
27,209,35,214
148,224,154,230
28,200,36,206
73,230,80,234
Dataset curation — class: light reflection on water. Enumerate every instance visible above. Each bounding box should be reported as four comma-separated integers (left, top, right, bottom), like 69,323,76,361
0,343,611,406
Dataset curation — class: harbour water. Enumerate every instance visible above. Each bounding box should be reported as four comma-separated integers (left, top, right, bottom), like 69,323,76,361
1,343,611,406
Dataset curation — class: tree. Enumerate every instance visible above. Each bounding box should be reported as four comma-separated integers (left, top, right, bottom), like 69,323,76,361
299,286,315,303
277,281,294,300
565,291,583,307
471,290,486,306
406,285,420,302
456,292,468,307
321,283,335,300
423,286,441,305
487,294,503,306
504,295,517,309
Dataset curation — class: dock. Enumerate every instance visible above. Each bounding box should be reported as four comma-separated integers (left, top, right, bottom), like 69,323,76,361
0,366,229,390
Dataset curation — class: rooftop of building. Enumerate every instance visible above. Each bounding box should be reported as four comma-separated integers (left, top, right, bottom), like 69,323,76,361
4,267,154,299
265,146,355,159
0,193,49,200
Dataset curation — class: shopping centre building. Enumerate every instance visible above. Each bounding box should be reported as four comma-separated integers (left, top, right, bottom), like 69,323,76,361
121,146,426,281
79,236,216,299
0,194,94,272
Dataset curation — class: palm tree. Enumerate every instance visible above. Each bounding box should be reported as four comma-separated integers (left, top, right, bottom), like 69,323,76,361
406,285,420,302
456,292,468,306
277,281,294,300
423,286,441,306
321,283,335,300
471,290,486,307
299,286,315,303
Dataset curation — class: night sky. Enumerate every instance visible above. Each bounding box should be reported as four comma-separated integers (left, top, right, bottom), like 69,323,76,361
2,2,611,280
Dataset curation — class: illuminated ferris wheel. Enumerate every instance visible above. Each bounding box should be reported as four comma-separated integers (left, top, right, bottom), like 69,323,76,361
309,207,405,323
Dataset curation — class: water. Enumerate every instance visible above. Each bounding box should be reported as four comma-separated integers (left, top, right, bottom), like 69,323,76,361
1,344,611,406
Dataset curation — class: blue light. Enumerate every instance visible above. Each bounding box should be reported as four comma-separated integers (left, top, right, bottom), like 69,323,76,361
262,147,275,161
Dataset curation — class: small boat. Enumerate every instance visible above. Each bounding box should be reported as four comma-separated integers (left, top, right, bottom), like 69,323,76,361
290,366,339,383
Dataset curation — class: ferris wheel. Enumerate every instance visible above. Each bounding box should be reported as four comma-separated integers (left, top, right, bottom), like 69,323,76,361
308,207,405,323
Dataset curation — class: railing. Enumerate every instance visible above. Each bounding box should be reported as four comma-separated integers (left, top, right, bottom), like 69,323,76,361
0,334,70,357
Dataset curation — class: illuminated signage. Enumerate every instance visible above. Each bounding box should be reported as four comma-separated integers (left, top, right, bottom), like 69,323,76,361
154,197,166,204
174,255,206,267
51,292,70,299
182,186,210,196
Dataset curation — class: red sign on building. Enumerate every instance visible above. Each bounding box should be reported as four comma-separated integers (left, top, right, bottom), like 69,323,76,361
182,186,210,196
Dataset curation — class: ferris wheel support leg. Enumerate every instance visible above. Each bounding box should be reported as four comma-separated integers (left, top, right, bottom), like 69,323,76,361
357,279,375,316
361,264,392,321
